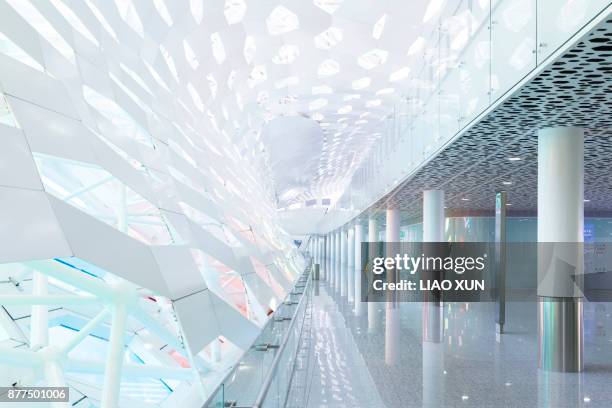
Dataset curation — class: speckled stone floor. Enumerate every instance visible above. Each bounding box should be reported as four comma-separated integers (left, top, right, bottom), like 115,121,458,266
296,280,612,408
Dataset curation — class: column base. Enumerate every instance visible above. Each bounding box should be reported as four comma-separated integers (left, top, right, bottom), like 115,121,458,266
538,296,583,372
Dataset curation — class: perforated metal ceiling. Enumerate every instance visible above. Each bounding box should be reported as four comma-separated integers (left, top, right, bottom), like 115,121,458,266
369,17,612,224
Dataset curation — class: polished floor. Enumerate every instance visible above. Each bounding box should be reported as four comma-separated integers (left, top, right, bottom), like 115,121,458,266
290,279,612,408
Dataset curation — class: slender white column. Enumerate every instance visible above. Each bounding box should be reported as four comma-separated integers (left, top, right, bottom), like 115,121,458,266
328,233,334,287
423,190,445,242
385,208,400,365
367,217,380,332
422,189,445,343
101,292,129,408
326,234,330,282
422,190,445,406
30,271,49,350
340,228,348,296
347,227,355,302
537,126,584,372
354,222,365,316
335,230,342,291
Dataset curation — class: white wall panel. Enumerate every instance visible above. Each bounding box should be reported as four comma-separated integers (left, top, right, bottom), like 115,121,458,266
0,186,71,263
151,246,207,300
0,123,43,190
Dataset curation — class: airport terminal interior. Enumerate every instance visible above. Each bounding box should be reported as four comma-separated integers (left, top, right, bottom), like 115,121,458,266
0,0,611,407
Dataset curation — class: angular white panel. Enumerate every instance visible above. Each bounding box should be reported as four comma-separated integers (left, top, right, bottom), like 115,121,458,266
0,123,43,190
209,291,259,350
8,96,100,164
46,194,170,296
173,289,219,354
0,186,71,263
151,245,207,300
0,54,77,119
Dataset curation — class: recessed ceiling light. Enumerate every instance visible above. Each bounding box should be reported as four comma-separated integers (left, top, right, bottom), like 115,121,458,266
314,26,343,49
352,77,371,90
312,85,333,95
358,48,388,70
390,66,411,82
376,87,395,95
461,198,469,201
584,397,591,403
461,395,469,401
337,105,352,114
224,0,247,25
407,36,426,56
266,5,299,36
506,203,512,206
502,181,512,185
507,157,521,161
366,99,381,107
584,199,591,202
272,44,300,64
372,14,387,40
318,59,340,77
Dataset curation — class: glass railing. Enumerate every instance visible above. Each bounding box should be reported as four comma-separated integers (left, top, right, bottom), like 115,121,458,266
203,266,312,408
325,0,611,224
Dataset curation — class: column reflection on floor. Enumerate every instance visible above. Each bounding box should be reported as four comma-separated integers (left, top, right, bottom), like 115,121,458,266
288,283,612,407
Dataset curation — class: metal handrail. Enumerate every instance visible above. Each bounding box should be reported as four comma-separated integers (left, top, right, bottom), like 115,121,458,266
252,273,312,408
201,267,311,408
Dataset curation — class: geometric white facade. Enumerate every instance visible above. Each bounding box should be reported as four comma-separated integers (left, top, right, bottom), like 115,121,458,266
0,1,304,406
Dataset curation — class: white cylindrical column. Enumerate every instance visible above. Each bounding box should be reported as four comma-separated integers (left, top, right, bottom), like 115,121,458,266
340,228,348,296
367,217,380,332
537,126,584,373
422,191,445,405
423,190,445,242
30,271,49,350
385,208,401,366
422,190,445,343
329,232,336,288
335,230,342,291
354,222,365,316
347,226,355,302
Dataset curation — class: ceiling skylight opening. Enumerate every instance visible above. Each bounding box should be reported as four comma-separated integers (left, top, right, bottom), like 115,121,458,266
224,0,247,25
314,27,343,50
154,0,173,26
343,94,361,101
113,0,144,38
183,39,199,69
248,65,267,88
266,6,299,35
272,44,300,64
211,32,226,64
423,0,446,23
314,0,343,14
84,0,117,41
357,49,388,70
187,83,204,112
337,105,352,114
366,99,382,107
0,32,44,72
376,87,395,95
144,61,170,91
309,98,328,110
274,76,299,89
49,0,99,47
243,36,256,64
390,66,411,82
372,14,387,40
190,0,203,23
159,45,179,82
207,73,218,99
312,85,333,95
7,0,76,64
312,112,324,121
352,77,371,90
407,36,426,56
318,59,340,77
